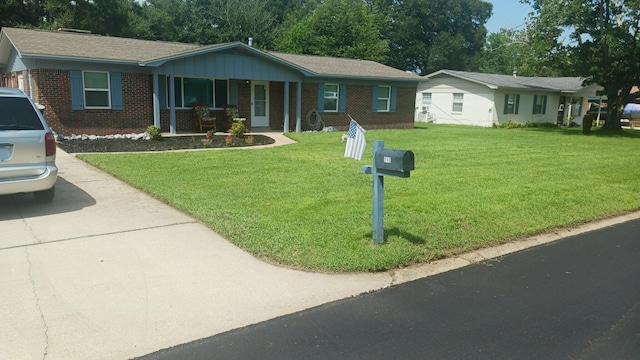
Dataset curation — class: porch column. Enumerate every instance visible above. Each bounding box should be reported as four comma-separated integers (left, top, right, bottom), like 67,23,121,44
169,74,176,134
566,96,573,126
296,81,302,132
152,73,160,127
284,81,290,133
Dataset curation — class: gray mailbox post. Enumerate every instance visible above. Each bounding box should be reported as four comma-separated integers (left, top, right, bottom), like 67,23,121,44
361,140,415,245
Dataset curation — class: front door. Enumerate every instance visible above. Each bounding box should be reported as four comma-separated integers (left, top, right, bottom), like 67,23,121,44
251,81,269,127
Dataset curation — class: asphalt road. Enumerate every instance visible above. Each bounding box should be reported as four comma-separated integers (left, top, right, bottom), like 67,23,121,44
137,218,640,360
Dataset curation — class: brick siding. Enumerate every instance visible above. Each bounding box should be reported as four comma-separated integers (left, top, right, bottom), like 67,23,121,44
4,69,414,135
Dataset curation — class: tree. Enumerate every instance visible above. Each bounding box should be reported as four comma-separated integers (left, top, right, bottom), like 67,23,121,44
479,28,566,76
0,0,40,28
275,0,390,62
375,0,492,74
208,0,277,47
525,0,640,130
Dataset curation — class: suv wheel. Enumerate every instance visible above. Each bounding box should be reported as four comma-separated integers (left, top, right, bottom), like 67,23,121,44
34,187,55,203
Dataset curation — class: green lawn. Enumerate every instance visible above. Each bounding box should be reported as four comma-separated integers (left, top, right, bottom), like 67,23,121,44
77,124,640,272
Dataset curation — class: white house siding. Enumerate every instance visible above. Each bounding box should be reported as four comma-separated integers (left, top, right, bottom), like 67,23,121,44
495,90,560,125
415,77,496,127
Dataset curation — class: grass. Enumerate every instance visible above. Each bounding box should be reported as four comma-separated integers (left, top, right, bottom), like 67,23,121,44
76,124,640,272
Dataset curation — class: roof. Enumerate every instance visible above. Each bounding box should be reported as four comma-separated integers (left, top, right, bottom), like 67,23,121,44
0,27,202,64
268,52,420,80
0,27,420,81
425,69,587,92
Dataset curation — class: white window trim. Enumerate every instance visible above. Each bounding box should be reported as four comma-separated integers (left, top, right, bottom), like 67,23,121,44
324,83,339,112
378,85,391,112
82,71,111,109
452,93,464,113
421,92,432,111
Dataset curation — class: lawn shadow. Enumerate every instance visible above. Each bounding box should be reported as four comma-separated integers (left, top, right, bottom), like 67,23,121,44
526,126,640,138
364,227,426,245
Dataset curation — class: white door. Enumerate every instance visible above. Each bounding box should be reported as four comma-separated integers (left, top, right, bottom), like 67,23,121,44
251,81,269,127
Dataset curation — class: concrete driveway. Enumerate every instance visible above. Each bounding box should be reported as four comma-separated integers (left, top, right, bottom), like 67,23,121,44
2,147,639,359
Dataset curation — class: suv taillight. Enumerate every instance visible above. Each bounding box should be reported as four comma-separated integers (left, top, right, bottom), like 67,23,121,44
45,132,56,156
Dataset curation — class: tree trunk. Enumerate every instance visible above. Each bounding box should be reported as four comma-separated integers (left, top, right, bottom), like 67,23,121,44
603,91,623,131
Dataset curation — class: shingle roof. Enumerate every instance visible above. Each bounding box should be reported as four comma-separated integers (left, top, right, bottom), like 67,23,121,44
429,69,586,92
1,27,420,81
2,27,202,63
268,52,420,80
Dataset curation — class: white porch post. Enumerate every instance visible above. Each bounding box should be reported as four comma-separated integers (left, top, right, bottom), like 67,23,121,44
566,96,573,126
152,73,160,128
169,75,176,134
296,81,302,132
284,81,290,133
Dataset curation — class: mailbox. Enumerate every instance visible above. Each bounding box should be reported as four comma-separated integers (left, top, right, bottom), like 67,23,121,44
374,149,414,177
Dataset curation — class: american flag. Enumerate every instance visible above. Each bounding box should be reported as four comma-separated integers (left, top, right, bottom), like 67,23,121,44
344,119,366,160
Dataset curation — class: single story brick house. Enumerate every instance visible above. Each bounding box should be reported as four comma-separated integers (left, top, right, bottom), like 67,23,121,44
415,70,601,127
0,27,421,136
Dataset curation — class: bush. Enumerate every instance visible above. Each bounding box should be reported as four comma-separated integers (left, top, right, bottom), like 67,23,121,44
495,120,527,129
229,121,245,137
146,125,163,141
495,121,558,129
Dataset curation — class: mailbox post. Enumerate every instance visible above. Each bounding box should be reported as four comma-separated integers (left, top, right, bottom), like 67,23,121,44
361,140,414,245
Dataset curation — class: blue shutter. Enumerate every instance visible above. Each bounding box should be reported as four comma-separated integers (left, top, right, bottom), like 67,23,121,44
317,83,324,112
390,86,397,112
229,79,238,105
110,72,123,110
339,84,346,113
372,86,379,112
70,70,84,110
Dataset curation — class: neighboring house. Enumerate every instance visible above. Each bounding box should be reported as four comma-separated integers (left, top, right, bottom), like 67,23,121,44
415,70,601,127
0,27,421,135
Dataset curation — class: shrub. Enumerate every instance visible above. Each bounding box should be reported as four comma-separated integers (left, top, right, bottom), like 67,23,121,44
229,121,245,137
146,125,163,141
495,120,527,129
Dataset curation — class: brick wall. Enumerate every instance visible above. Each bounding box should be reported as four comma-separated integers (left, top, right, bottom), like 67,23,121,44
298,83,414,131
30,69,155,135
16,69,415,135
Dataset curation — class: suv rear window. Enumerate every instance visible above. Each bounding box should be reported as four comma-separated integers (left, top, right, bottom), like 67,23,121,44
0,97,45,130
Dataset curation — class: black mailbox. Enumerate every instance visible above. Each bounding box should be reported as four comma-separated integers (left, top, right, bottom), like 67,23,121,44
374,149,414,177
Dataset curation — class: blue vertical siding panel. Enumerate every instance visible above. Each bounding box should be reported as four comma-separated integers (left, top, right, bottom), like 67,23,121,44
110,72,123,110
70,70,84,110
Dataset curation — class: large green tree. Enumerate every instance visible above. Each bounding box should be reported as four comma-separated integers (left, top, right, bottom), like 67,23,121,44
275,0,390,62
0,0,41,28
479,28,566,76
373,0,492,74
525,0,640,130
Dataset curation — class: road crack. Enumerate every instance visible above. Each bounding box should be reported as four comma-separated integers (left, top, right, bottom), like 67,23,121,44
25,248,50,360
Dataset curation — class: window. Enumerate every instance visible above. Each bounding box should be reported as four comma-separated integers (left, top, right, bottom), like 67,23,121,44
170,77,228,108
452,93,464,112
504,94,520,114
377,85,391,112
421,92,432,110
83,71,110,108
533,95,547,114
324,83,339,112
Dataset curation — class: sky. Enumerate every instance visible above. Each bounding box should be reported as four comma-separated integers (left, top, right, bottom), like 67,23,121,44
485,1,534,34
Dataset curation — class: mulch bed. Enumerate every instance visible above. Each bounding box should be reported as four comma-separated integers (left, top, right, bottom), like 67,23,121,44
56,134,276,153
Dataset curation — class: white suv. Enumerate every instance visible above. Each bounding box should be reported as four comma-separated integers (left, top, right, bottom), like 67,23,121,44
0,88,58,203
